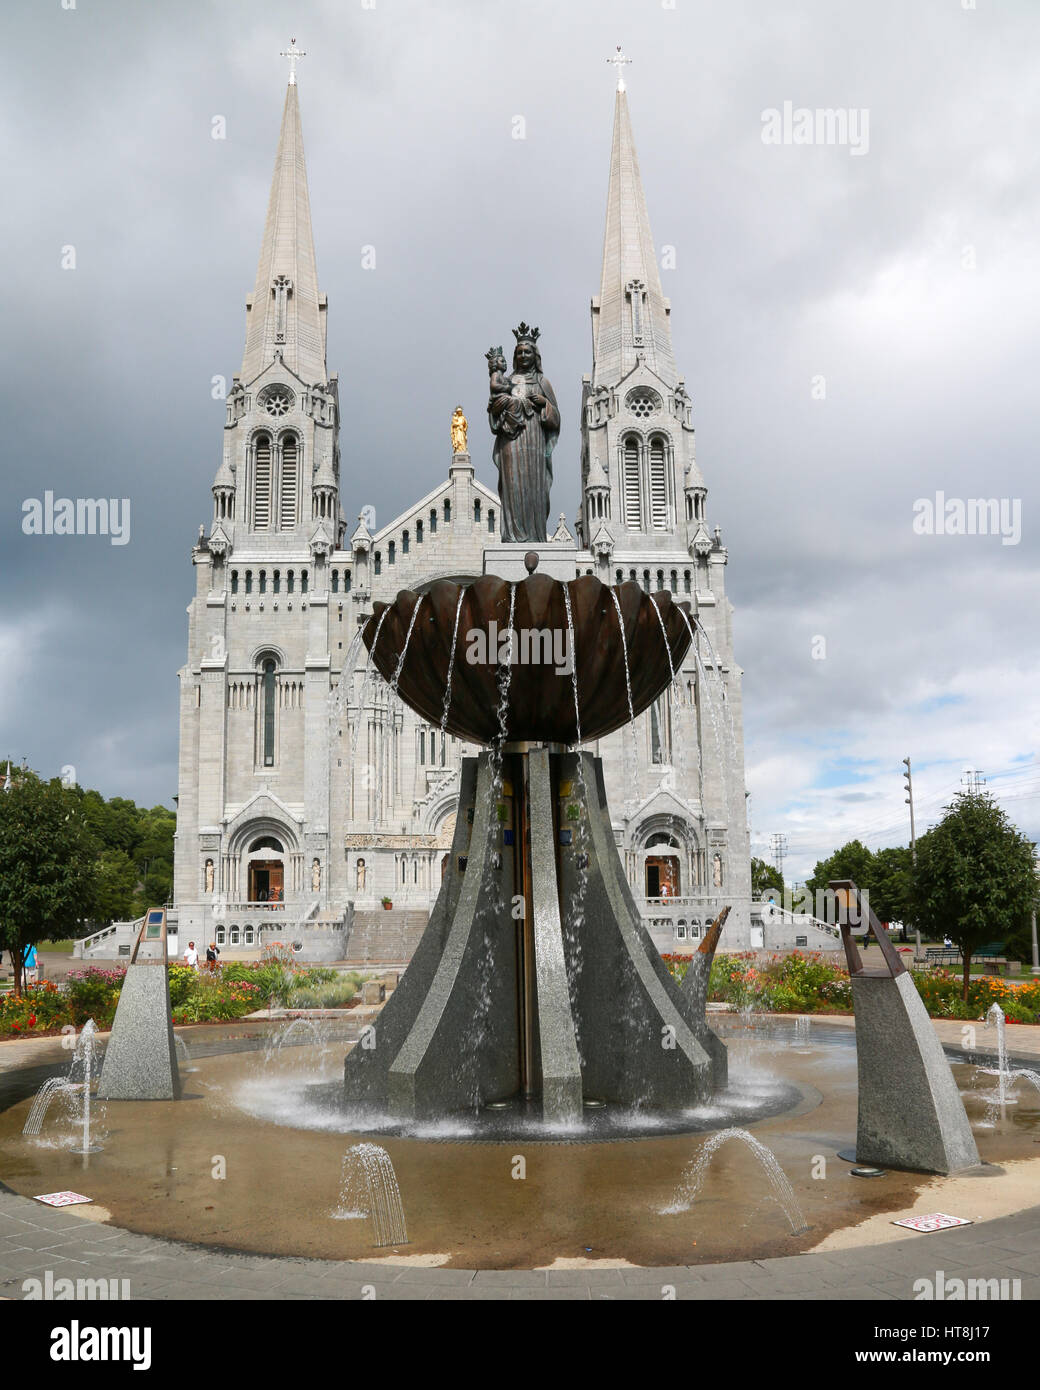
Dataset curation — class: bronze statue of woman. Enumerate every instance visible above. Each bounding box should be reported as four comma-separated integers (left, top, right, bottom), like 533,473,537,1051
486,324,560,543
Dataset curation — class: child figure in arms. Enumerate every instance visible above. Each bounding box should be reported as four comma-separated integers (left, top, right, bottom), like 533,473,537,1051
485,346,526,438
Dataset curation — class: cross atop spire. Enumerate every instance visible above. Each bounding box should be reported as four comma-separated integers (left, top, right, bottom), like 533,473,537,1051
607,45,632,92
591,77,677,386
280,37,306,86
240,75,326,384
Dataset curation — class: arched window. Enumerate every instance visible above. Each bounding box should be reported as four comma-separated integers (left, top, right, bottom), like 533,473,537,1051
331,569,338,593
642,569,651,593
344,570,351,592
474,499,481,523
615,568,623,585
374,552,382,576
623,435,641,528
279,434,298,530
430,508,437,534
684,570,691,595
244,924,255,946
649,436,668,528
650,696,671,765
402,530,409,555
231,570,239,595
230,924,241,946
273,569,281,594
443,499,451,523
417,520,424,544
388,541,396,565
259,569,267,595
262,659,276,766
286,569,295,594
250,836,284,853
686,494,693,521
301,570,308,594
253,434,272,530
215,925,226,946
488,508,495,533
670,570,678,594
245,570,253,595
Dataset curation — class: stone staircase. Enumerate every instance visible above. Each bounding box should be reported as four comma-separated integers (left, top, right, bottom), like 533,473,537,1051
344,908,429,965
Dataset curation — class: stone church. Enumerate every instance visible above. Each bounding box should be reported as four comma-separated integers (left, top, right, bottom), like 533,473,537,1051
170,61,754,960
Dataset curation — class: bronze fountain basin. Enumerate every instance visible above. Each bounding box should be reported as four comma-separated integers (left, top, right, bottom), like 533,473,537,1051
362,573,694,747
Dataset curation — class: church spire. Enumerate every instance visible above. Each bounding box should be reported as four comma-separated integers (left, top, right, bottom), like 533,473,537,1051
240,56,327,386
592,60,677,387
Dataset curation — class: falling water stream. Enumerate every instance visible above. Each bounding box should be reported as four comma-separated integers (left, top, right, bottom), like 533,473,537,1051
333,1143,408,1246
561,584,592,1061
440,589,466,734
22,1077,76,1137
661,1127,808,1233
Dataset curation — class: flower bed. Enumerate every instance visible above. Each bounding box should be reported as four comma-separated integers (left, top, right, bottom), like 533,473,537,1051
661,949,1039,1024
0,951,359,1039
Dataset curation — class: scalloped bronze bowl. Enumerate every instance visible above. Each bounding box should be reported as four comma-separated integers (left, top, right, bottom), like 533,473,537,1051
362,573,694,747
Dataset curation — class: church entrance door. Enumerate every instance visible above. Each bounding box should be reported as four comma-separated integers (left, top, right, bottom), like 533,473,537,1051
250,860,284,903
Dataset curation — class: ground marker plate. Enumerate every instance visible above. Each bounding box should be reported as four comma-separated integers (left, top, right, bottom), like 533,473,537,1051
892,1212,972,1233
34,1191,92,1208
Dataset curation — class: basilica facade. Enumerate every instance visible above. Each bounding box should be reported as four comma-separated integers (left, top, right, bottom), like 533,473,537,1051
170,66,753,957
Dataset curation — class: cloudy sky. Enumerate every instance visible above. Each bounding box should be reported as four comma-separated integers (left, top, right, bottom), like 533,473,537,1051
3,0,1038,879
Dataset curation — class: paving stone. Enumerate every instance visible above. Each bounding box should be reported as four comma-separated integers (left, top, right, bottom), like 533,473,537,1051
385,1268,476,1286
674,1279,759,1300
509,1287,592,1299
471,1269,548,1286
544,1268,625,1287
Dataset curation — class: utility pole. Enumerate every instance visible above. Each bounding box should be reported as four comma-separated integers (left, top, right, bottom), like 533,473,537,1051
903,757,917,867
1032,855,1039,979
770,833,787,881
903,757,921,960
961,766,986,794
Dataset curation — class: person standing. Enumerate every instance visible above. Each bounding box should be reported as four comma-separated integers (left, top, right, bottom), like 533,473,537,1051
205,942,220,972
183,940,199,970
22,943,39,986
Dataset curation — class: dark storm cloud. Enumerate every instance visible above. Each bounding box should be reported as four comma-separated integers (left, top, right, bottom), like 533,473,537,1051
2,0,1038,876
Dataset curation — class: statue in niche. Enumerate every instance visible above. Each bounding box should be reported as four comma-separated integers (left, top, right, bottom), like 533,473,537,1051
486,324,560,542
311,858,321,892
356,858,366,891
450,406,468,455
205,859,214,894
712,853,724,889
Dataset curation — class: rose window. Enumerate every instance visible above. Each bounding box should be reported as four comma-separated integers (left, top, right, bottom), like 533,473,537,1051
625,387,662,418
262,386,294,418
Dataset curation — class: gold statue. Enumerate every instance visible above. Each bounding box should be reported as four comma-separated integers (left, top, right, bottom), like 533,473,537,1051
451,405,468,455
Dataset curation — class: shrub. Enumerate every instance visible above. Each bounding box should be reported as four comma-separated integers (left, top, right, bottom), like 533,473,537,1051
167,964,198,1007
286,978,360,1009
65,966,125,1027
661,954,691,985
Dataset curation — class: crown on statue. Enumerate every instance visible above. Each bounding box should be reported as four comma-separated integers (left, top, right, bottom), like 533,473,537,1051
512,322,541,345
485,345,505,363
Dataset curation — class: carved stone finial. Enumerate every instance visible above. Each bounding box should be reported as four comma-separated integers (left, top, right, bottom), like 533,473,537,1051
524,551,539,574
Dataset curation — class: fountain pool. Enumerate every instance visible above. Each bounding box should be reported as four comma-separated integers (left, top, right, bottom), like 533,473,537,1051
2,1015,1037,1270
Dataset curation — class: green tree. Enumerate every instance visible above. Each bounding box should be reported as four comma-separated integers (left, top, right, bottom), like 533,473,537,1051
868,845,914,925
751,857,785,899
0,770,99,995
91,848,138,925
806,840,875,904
912,792,1037,1000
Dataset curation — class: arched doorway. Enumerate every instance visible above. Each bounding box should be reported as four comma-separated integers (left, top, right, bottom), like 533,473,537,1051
248,835,284,903
643,832,681,899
